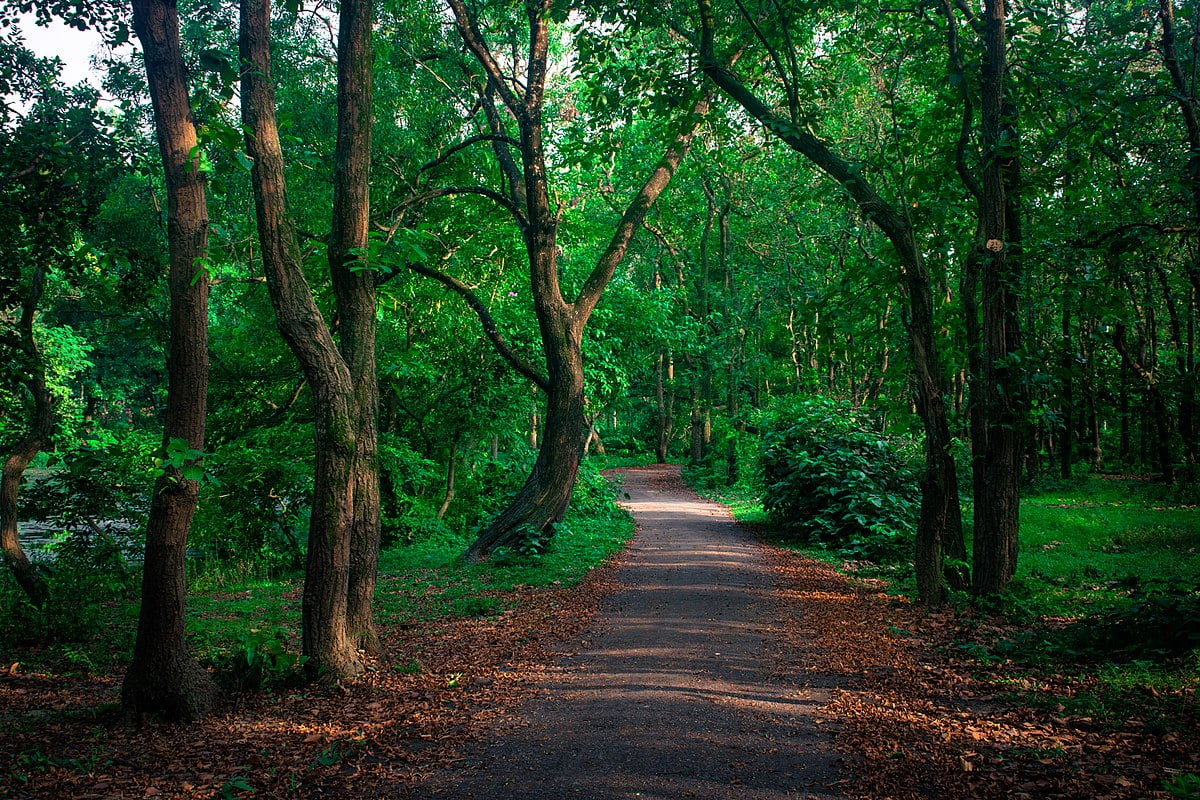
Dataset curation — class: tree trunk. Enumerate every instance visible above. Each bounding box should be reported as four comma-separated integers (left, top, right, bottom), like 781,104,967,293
1,265,51,608
689,365,705,463
466,315,586,561
436,443,457,520
970,0,1024,596
1112,323,1175,483
655,351,672,464
1060,273,1074,479
240,0,361,680
122,0,218,720
328,0,380,657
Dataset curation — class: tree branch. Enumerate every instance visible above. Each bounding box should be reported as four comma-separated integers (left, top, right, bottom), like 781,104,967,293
405,261,549,393
419,133,521,175
574,92,711,321
943,0,981,201
445,0,524,116
483,78,527,211
380,185,527,232
698,0,916,267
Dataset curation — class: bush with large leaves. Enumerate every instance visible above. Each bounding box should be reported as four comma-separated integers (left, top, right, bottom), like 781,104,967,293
761,398,918,561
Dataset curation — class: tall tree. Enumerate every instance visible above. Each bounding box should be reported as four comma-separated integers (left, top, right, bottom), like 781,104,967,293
328,0,380,655
433,0,709,560
122,0,220,719
943,0,1024,594
239,0,378,677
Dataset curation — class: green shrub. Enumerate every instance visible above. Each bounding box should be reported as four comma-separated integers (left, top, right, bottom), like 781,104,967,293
24,427,157,531
386,510,461,549
440,449,536,532
210,627,306,691
192,425,314,572
571,459,622,518
761,396,918,561
0,527,134,670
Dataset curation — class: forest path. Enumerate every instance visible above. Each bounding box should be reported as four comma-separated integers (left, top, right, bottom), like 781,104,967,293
411,464,843,800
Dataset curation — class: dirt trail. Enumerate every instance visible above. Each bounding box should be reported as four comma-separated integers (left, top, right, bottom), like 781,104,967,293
413,464,843,799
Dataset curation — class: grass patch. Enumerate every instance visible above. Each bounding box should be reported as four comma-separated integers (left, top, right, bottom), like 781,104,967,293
0,479,634,681
375,508,632,627
1013,478,1200,618
585,452,659,470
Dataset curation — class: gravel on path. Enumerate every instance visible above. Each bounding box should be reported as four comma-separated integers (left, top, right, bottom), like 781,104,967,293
413,464,844,800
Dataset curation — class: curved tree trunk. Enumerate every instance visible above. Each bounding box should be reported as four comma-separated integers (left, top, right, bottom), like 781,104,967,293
443,0,708,561
122,0,219,721
1,264,51,608
466,316,586,561
240,0,361,680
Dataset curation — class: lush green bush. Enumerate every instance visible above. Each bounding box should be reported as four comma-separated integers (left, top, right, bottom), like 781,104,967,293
761,396,918,561
0,529,135,672
440,449,536,533
24,427,157,530
209,627,307,691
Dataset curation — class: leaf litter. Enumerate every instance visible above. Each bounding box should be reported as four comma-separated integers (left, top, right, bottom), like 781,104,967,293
2,521,1197,799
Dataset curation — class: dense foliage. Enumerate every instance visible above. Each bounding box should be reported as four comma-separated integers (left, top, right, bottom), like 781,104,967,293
761,399,919,561
1,0,1199,717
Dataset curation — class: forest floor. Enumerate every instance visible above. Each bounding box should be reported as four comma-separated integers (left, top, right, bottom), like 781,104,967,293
2,464,1197,799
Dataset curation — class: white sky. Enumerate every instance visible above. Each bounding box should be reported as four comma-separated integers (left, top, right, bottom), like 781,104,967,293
17,13,106,88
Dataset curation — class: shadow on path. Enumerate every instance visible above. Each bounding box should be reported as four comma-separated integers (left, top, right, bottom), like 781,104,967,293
411,464,843,800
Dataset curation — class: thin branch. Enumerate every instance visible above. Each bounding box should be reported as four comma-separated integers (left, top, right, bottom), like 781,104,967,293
380,185,527,233
405,261,550,393
419,134,521,174
731,0,797,123
943,0,981,200
483,78,527,211
445,0,524,116
954,0,983,34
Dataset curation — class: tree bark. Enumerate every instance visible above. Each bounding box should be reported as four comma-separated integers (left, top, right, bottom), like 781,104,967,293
1,264,51,608
122,0,218,720
655,350,674,463
1060,272,1074,479
971,0,1024,596
328,0,380,657
240,0,361,680
436,442,457,520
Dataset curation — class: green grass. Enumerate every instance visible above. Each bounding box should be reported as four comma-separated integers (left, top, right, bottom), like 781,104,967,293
584,452,660,470
1013,477,1200,618
0,486,635,678
374,509,633,627
702,472,1200,621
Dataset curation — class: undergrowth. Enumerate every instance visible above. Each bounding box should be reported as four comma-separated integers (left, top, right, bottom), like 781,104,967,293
0,465,634,683
683,463,1200,731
